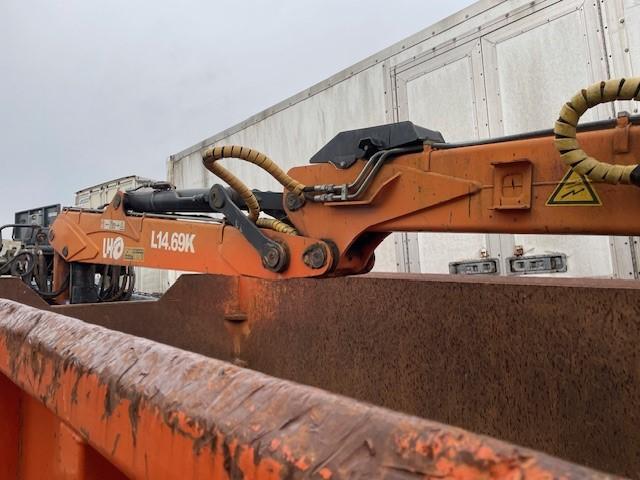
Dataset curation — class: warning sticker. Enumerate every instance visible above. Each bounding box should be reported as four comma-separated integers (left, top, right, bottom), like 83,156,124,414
124,247,145,261
546,168,602,206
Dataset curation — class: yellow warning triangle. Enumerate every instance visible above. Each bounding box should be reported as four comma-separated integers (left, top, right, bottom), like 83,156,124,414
546,168,602,206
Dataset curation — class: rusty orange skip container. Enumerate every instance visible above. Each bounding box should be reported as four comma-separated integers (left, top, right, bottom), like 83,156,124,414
0,273,637,479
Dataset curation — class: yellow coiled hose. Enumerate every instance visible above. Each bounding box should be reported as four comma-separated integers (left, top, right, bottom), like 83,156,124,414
555,77,640,184
201,145,305,235
255,218,298,235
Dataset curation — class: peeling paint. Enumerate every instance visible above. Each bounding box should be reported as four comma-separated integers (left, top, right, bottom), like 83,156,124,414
0,294,628,479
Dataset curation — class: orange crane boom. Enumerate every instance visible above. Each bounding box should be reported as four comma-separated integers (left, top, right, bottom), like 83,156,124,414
0,77,630,302
49,113,640,298
3,78,640,479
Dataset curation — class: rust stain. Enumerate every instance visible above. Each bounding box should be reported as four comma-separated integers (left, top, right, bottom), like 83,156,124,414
0,296,628,479
318,467,333,479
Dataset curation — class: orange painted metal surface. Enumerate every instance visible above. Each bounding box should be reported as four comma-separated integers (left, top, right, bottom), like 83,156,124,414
45,119,640,281
0,298,619,479
49,200,332,279
287,121,640,271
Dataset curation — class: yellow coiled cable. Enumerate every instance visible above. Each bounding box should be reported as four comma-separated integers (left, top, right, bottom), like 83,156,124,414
554,78,640,184
201,145,304,234
256,218,298,235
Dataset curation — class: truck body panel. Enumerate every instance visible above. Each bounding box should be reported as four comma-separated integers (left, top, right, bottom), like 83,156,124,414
167,0,640,280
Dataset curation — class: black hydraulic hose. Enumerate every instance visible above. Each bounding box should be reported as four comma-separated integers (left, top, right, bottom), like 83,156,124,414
346,147,419,200
122,267,136,301
123,188,285,215
123,189,212,213
34,274,70,300
0,224,40,243
308,145,424,202
0,250,36,277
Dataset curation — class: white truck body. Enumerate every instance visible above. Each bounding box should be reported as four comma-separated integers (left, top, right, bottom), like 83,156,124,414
164,0,640,280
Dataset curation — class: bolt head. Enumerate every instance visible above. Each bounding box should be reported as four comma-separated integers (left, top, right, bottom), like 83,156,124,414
261,243,289,272
285,192,305,211
212,192,225,209
263,247,281,269
303,244,327,269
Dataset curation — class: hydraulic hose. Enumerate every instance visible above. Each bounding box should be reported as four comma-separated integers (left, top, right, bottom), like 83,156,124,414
201,145,306,223
256,218,298,235
0,250,36,277
554,77,640,185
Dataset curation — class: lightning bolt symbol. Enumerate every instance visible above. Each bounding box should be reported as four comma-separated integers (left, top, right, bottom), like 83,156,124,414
560,186,585,199
547,169,600,205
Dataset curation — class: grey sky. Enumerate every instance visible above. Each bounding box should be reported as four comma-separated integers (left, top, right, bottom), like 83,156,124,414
0,0,472,225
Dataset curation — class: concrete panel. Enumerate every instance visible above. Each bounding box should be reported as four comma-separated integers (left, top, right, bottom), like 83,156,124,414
370,236,399,272
169,66,386,192
388,0,559,70
169,1,553,160
623,0,640,72
204,67,387,190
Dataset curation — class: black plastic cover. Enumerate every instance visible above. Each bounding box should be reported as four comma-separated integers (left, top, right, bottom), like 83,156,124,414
309,121,444,168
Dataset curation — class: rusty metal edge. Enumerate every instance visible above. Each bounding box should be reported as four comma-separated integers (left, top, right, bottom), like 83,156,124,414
0,299,621,479
362,272,640,290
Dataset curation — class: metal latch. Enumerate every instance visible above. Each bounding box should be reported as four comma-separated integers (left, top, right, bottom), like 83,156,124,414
506,253,567,275
449,258,499,275
613,111,631,154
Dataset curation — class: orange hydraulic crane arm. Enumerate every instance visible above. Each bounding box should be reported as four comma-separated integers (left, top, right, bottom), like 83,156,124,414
50,202,332,279
46,78,640,300
287,117,640,266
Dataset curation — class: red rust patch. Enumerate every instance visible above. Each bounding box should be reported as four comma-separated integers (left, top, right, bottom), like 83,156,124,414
0,298,622,479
